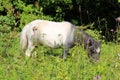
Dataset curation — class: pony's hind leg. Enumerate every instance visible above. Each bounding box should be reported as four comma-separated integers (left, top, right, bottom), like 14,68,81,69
25,40,35,57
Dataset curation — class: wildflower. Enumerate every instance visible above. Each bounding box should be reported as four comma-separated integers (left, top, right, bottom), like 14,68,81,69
110,29,114,32
94,75,101,80
115,17,120,22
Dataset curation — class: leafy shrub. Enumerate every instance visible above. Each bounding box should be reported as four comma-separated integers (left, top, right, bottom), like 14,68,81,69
0,0,120,41
0,15,16,33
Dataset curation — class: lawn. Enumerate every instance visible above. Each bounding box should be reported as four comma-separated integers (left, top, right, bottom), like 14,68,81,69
0,30,120,80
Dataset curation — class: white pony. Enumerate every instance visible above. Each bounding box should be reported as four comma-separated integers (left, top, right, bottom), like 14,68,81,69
20,20,74,59
20,19,101,60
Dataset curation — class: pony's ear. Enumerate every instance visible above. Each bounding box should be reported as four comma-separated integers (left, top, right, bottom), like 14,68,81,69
87,38,93,47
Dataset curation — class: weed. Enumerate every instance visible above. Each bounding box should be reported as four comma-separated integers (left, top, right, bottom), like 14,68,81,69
0,30,120,80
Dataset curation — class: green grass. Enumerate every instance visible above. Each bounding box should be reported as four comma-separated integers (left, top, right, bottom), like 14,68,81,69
0,31,120,80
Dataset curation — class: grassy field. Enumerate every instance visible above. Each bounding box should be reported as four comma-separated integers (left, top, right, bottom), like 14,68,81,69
0,30,120,80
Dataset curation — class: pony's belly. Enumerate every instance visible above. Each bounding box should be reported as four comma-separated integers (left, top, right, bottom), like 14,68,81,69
39,34,64,48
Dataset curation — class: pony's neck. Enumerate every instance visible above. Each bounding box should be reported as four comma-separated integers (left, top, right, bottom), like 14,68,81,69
74,29,86,45
74,28,95,47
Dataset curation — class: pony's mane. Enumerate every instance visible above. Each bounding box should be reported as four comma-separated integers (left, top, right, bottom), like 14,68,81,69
74,28,96,47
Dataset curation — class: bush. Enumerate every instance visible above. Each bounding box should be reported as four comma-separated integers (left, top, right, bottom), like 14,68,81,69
0,15,16,33
0,0,120,41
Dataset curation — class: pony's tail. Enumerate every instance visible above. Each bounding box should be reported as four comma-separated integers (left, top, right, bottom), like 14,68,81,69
20,27,28,51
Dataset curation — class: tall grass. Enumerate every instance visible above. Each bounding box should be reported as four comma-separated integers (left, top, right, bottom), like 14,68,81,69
0,30,120,80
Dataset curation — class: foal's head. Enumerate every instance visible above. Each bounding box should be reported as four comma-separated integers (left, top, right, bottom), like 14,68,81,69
85,37,101,61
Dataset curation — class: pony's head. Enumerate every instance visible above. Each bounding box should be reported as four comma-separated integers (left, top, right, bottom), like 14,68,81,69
86,38,101,61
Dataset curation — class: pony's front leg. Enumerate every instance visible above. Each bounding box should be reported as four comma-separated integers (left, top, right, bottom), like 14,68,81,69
62,46,69,60
25,40,35,57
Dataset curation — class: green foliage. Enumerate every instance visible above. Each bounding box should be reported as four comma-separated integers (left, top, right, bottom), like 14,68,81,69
0,0,13,13
0,15,16,33
0,0,16,33
0,30,120,80
118,0,120,3
40,0,73,21
13,0,25,10
86,29,100,40
19,13,53,29
0,0,120,41
0,0,120,79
